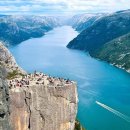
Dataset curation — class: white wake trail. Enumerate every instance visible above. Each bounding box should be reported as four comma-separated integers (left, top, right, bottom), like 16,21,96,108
96,101,130,123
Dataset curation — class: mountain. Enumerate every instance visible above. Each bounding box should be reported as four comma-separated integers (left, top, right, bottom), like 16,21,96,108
67,9,130,72
93,33,130,72
68,13,105,32
0,15,61,46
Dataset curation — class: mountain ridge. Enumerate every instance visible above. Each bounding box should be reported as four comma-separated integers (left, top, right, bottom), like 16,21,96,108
0,15,62,46
67,9,130,72
67,13,106,32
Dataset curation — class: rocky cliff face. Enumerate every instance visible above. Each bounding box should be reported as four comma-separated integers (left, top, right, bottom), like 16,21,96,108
0,71,11,130
0,43,78,130
0,41,25,130
0,42,25,75
8,73,78,130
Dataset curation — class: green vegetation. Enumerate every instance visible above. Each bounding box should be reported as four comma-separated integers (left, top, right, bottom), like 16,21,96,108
6,70,24,79
94,32,130,71
75,120,86,130
67,10,130,72
67,10,130,54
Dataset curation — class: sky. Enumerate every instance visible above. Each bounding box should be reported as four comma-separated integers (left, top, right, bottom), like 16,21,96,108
0,0,130,15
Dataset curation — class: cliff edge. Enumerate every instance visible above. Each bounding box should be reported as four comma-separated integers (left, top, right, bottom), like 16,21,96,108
8,73,78,130
0,43,78,130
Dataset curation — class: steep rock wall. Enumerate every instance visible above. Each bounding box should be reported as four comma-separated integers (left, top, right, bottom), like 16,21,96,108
0,42,26,75
0,42,78,130
8,74,78,130
0,67,11,130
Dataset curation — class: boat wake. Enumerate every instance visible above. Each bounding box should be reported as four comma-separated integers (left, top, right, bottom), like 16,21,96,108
96,101,130,123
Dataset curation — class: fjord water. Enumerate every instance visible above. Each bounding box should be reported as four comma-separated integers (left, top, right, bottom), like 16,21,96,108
9,26,130,130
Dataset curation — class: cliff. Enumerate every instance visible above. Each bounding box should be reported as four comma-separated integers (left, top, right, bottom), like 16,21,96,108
8,73,78,130
0,43,78,130
0,68,11,130
0,42,26,75
0,42,13,129
0,41,26,129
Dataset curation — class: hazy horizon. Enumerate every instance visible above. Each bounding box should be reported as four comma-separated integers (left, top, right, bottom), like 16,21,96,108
0,0,130,15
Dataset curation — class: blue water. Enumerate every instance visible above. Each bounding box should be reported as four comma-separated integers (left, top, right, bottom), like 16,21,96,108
9,26,130,130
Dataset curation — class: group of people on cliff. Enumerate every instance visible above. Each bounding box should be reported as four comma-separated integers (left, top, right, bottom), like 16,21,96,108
8,71,72,89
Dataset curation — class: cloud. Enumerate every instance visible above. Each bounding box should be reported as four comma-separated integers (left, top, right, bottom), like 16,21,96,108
0,0,130,15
